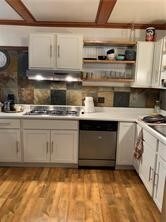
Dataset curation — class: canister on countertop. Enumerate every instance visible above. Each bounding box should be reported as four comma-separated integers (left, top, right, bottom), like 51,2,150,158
145,27,156,41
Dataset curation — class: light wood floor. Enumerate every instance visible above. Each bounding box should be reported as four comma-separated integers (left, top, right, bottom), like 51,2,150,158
0,168,160,222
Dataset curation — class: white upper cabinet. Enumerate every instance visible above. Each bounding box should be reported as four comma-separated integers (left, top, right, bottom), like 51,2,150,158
132,41,154,87
29,33,83,70
152,37,166,88
56,34,83,70
29,33,56,69
152,38,163,88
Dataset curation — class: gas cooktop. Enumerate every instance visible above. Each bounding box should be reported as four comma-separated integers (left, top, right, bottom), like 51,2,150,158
24,106,80,117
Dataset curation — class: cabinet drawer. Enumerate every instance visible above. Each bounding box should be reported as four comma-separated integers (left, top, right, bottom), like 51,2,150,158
159,141,166,162
143,129,157,151
22,119,78,130
0,119,20,129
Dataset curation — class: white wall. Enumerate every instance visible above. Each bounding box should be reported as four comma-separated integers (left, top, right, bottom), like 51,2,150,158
0,25,165,46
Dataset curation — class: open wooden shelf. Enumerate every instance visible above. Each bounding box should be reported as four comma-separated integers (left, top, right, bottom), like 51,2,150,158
84,40,137,46
83,59,136,64
0,46,28,50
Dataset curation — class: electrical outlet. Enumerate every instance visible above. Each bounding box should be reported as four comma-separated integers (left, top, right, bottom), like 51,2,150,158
98,97,105,103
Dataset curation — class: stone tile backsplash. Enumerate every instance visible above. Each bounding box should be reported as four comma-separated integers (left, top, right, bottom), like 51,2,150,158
0,49,161,108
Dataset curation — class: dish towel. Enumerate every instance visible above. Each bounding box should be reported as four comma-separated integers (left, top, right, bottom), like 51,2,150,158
134,129,144,159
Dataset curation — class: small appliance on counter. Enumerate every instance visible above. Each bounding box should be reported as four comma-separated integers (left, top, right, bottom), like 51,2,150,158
84,97,95,113
2,94,16,112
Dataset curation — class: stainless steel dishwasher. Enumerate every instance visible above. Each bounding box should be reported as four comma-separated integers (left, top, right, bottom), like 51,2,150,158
79,120,118,168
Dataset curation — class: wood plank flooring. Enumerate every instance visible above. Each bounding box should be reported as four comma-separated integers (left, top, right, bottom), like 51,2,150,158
0,168,160,222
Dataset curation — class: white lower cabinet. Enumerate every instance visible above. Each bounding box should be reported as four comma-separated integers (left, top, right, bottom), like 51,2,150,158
154,142,166,211
0,129,21,162
22,120,78,164
138,128,157,195
139,140,156,195
135,123,166,212
116,122,135,166
23,130,50,162
51,130,78,163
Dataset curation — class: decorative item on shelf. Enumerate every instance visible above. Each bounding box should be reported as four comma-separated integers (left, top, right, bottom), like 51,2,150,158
154,100,160,114
0,49,10,71
145,27,156,41
116,54,125,61
107,49,115,60
129,24,135,42
125,49,136,61
98,55,107,60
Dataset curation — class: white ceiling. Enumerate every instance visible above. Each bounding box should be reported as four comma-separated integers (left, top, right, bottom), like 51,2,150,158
108,0,166,24
22,0,100,22
0,0,23,20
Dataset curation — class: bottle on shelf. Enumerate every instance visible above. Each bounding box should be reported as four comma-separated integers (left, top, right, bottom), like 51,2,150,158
154,100,160,114
129,24,135,42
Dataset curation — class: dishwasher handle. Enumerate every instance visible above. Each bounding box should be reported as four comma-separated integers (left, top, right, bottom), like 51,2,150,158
79,120,118,131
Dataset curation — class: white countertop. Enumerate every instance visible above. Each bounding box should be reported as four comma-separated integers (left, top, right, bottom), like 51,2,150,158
0,106,154,122
0,106,165,144
137,119,166,144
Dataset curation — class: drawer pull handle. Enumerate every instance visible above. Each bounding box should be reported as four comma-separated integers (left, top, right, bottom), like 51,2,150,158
51,141,54,153
50,45,52,57
46,142,49,153
16,141,19,153
154,172,159,198
0,123,10,126
148,166,153,181
57,45,60,57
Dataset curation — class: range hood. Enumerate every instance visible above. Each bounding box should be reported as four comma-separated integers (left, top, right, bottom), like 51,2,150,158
26,70,82,82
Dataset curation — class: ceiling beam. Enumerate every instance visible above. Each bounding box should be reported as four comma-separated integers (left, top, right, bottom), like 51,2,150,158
0,20,165,30
5,0,35,22
96,0,117,24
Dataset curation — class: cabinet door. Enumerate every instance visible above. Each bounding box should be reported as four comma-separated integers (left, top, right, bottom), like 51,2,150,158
23,130,50,162
56,34,83,70
133,41,154,87
154,156,166,211
0,129,21,162
29,33,56,69
51,130,78,163
139,141,156,196
116,122,135,166
152,39,163,88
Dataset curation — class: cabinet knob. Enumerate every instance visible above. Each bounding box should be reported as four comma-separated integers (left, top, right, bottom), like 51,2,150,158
98,136,102,140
